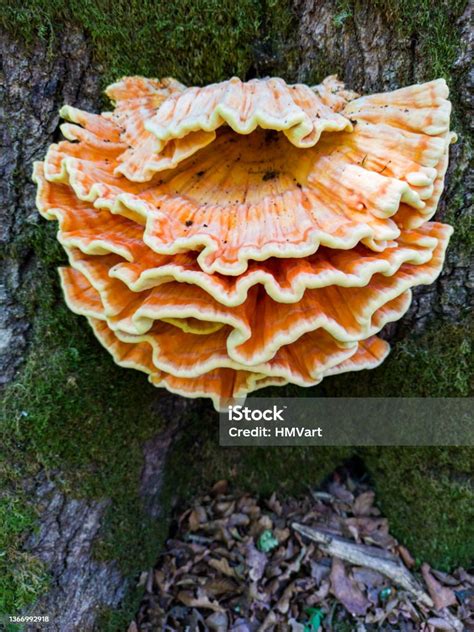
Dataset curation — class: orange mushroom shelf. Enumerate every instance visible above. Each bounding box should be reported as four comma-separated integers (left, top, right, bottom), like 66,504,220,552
34,75,455,410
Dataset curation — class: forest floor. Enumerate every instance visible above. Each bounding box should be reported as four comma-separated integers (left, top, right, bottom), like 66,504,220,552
130,468,474,631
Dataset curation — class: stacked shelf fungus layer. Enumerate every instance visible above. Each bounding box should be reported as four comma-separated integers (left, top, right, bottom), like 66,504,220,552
34,75,455,409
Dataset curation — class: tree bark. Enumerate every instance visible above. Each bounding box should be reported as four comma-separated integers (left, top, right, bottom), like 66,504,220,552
0,2,472,629
22,403,182,631
0,26,102,384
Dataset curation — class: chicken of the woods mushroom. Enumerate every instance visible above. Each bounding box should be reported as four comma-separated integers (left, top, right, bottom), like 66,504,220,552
34,75,455,410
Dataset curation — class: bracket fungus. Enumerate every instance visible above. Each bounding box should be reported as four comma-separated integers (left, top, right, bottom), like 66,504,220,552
34,75,455,410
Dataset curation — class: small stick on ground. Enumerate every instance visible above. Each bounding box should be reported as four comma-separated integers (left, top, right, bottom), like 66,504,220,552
292,522,433,607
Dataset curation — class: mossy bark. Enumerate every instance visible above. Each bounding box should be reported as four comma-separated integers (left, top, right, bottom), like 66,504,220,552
0,1,472,629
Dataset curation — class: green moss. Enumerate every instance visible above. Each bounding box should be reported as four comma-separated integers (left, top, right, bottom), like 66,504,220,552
333,0,353,28
0,476,49,614
0,0,297,87
373,0,468,80
444,204,474,256
443,138,474,256
97,585,149,632
253,0,299,79
363,447,474,569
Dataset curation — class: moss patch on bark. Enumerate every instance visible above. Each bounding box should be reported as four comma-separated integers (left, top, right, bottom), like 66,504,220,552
0,0,299,88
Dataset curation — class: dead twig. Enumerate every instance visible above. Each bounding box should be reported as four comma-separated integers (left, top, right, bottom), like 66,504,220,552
292,522,433,607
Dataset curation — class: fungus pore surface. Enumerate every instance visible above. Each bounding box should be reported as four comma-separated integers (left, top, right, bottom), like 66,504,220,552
34,75,455,410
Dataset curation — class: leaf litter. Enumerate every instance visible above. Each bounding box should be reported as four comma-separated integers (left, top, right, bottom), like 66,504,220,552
131,474,474,631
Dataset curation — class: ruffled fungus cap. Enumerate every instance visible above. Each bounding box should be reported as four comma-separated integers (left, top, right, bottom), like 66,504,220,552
34,74,455,409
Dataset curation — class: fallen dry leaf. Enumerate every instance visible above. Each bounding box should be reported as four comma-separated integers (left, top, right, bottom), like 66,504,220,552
431,569,460,587
353,491,376,516
188,506,206,531
310,559,331,585
422,564,458,610
427,616,457,630
205,611,229,630
330,557,370,616
398,544,415,569
207,556,237,578
352,567,386,588
211,480,229,496
204,576,238,597
245,541,267,581
177,589,225,612
328,481,354,503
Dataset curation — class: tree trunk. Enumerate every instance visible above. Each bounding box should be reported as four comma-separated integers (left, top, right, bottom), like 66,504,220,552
1,1,472,629
1,26,102,383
